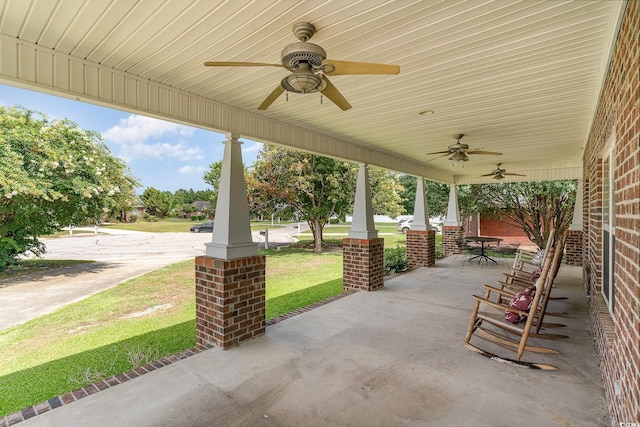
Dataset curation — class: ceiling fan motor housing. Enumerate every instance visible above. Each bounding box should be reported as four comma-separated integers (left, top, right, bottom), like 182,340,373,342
281,42,326,70
280,42,327,93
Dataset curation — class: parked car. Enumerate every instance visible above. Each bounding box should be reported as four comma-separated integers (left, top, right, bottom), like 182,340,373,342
190,220,214,233
397,219,413,233
396,218,441,233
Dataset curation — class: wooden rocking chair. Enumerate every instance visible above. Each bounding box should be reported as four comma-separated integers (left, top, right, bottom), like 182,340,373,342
496,236,568,340
502,231,555,287
463,236,561,370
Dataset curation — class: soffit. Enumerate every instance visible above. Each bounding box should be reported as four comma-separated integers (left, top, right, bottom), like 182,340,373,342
0,0,625,183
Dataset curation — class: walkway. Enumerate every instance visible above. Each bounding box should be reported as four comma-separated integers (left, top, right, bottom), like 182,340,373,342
14,257,609,426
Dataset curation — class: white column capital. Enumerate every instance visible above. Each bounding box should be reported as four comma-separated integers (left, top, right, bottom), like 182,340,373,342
349,163,378,239
206,135,257,259
412,177,430,231
569,180,583,230
444,184,461,226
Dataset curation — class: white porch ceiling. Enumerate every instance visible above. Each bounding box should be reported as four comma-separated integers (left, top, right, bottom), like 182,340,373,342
0,0,626,184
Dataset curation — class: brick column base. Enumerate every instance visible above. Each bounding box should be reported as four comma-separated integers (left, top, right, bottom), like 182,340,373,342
564,229,583,266
343,238,384,292
407,229,436,268
442,225,465,256
195,255,266,350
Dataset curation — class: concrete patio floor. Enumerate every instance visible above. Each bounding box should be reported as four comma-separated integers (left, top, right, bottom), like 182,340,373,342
19,256,609,426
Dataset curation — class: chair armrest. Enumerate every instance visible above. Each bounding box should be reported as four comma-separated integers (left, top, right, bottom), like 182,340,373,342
471,295,530,317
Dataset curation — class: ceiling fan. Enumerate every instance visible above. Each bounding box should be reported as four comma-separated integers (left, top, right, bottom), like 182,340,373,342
481,163,527,180
426,134,502,162
204,22,400,111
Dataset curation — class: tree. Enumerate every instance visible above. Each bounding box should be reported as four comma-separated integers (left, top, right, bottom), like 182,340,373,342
471,181,577,249
202,160,223,212
247,145,404,252
140,187,171,218
0,106,138,269
368,168,405,219
397,175,450,217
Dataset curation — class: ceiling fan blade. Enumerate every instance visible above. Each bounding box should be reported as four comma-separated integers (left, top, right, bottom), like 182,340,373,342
503,172,527,176
466,150,503,155
257,86,286,110
204,61,284,68
425,153,451,163
426,150,452,155
480,173,495,177
322,59,400,76
320,76,352,110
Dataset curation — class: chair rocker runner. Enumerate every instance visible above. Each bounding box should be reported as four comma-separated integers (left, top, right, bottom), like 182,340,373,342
463,235,560,370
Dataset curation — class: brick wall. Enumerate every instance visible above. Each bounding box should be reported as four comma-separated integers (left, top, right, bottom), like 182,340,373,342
442,225,464,256
195,255,266,350
470,215,536,246
406,229,436,268
583,2,640,424
563,229,583,266
343,238,384,292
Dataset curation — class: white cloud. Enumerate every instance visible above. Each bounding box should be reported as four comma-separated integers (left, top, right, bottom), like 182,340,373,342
103,114,200,163
177,165,207,174
242,141,263,155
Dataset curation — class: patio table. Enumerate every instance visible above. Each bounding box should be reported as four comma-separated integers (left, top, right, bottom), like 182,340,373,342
464,236,503,264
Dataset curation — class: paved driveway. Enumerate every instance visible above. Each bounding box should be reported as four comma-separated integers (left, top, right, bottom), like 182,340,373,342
0,225,301,331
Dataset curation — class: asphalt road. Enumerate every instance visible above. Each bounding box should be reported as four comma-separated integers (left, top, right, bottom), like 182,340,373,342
0,224,303,331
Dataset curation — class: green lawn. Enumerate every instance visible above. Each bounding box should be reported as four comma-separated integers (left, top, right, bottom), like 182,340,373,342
0,244,343,416
0,230,424,416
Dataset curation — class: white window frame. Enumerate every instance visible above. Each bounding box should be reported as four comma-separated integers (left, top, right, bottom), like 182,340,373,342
602,142,615,313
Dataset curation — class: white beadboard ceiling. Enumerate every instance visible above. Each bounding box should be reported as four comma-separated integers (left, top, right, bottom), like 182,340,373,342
0,0,626,184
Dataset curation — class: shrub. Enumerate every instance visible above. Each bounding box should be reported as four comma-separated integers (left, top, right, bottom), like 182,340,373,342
143,213,158,222
384,246,409,276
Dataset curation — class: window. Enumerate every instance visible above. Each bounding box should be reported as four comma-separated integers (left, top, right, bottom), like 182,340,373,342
602,144,615,312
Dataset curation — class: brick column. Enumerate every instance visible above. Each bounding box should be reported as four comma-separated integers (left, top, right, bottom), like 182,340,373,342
407,229,436,268
343,238,384,292
564,229,583,266
442,225,465,256
195,255,266,349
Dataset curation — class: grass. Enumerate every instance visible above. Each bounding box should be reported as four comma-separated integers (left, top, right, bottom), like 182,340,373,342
0,244,343,417
0,261,196,415
0,230,425,416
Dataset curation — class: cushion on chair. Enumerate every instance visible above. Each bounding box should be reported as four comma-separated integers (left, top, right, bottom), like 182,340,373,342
505,286,535,323
530,267,542,283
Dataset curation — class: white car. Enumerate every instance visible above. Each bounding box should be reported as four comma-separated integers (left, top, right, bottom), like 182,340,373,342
397,219,441,233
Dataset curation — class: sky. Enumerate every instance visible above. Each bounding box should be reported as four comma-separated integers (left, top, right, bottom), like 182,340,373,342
0,84,263,192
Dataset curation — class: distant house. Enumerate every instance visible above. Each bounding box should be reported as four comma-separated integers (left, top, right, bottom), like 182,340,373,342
119,196,145,222
191,201,213,218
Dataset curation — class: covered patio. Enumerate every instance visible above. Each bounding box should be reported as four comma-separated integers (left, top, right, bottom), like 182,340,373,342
15,257,608,426
1,1,637,424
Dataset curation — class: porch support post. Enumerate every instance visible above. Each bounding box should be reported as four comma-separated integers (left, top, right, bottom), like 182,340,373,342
407,177,435,267
564,180,584,266
195,133,265,349
442,184,464,256
343,164,384,291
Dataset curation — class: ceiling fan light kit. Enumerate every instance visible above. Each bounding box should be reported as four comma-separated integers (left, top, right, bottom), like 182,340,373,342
449,152,469,162
282,64,325,93
204,22,399,110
